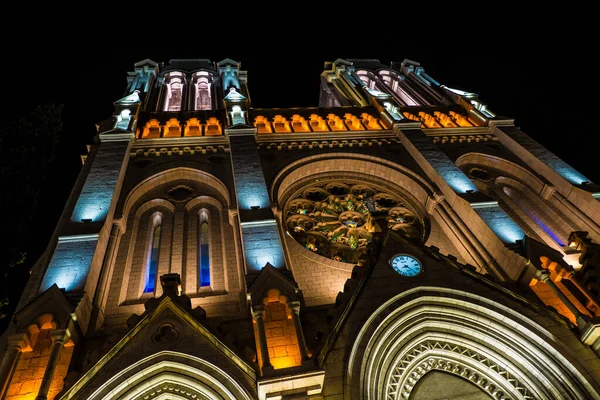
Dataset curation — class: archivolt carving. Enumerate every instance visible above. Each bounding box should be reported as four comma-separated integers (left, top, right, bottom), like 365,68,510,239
139,382,208,399
78,353,255,400
388,340,528,400
165,185,195,202
353,288,600,400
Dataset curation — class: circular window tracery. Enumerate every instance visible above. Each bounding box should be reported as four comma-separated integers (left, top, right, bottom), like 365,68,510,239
284,180,423,264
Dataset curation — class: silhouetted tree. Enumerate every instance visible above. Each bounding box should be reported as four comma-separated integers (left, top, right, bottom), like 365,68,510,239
0,103,63,320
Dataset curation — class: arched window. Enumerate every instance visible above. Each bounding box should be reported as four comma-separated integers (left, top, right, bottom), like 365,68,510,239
502,186,566,246
199,211,210,287
193,72,213,111
163,72,184,112
145,214,162,293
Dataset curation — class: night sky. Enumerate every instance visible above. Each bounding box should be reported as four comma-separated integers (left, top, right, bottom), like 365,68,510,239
1,45,596,333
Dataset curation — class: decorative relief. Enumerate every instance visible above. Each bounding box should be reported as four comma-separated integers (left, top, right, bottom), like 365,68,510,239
258,138,399,150
431,134,497,144
386,340,531,400
151,322,179,344
402,109,482,129
166,185,195,202
467,168,494,182
139,383,207,399
132,145,227,157
284,180,423,265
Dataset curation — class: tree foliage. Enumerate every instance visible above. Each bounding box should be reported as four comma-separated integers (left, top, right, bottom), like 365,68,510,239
0,103,63,319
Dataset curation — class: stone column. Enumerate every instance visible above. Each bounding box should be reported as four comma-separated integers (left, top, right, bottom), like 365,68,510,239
170,207,185,276
536,270,584,324
252,307,272,372
566,272,600,315
0,333,27,399
35,329,70,400
90,223,121,332
431,196,506,279
288,301,309,361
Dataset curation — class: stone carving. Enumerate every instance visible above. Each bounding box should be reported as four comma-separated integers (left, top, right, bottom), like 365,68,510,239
284,181,423,264
166,185,195,202
151,322,179,344
387,340,531,400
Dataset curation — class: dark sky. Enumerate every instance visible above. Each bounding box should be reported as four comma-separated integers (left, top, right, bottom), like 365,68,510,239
1,44,596,333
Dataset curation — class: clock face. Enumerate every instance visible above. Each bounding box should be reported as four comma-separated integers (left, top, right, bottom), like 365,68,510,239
390,254,422,277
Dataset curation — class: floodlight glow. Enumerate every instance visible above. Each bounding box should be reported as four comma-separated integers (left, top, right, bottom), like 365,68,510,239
556,167,590,186
70,143,128,223
39,234,99,293
239,192,270,210
492,222,526,243
472,202,524,244
72,201,107,223
529,148,590,186
383,102,404,121
241,221,285,272
443,170,478,193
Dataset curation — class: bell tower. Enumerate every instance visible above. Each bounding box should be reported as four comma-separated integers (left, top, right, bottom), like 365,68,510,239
2,56,600,400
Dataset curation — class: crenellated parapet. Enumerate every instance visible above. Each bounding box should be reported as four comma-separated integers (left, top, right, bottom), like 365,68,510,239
136,113,225,139
251,107,387,134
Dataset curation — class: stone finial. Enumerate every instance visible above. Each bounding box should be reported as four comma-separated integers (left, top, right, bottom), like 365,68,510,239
160,273,181,297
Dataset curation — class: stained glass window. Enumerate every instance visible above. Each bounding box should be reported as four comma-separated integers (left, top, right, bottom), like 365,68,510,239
199,217,210,287
144,224,161,293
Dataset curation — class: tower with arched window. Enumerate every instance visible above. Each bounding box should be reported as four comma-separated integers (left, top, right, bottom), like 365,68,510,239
2,57,600,400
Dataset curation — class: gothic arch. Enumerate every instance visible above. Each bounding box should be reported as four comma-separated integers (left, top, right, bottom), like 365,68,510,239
271,154,436,265
347,287,600,400
456,152,546,196
456,152,577,252
160,71,186,112
495,175,574,248
118,167,231,226
184,195,228,296
119,199,175,304
111,172,241,317
272,153,435,207
82,351,254,400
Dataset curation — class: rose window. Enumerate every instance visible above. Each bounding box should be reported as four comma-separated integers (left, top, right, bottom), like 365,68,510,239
284,181,422,264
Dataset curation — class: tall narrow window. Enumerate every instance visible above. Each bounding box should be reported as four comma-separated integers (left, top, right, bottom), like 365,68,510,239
166,80,182,111
163,72,184,112
199,212,210,287
192,71,213,111
145,218,162,293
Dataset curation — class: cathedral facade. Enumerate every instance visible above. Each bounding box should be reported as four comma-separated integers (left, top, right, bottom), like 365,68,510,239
1,57,600,399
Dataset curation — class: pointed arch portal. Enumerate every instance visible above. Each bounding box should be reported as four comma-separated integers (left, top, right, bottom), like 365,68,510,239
79,351,254,400
348,287,600,400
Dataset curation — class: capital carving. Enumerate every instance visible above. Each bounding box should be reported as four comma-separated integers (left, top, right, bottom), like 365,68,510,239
534,269,551,282
425,196,439,215
433,191,445,203
50,329,71,344
540,184,557,200
252,306,266,320
287,301,301,314
8,333,28,350
228,208,238,225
